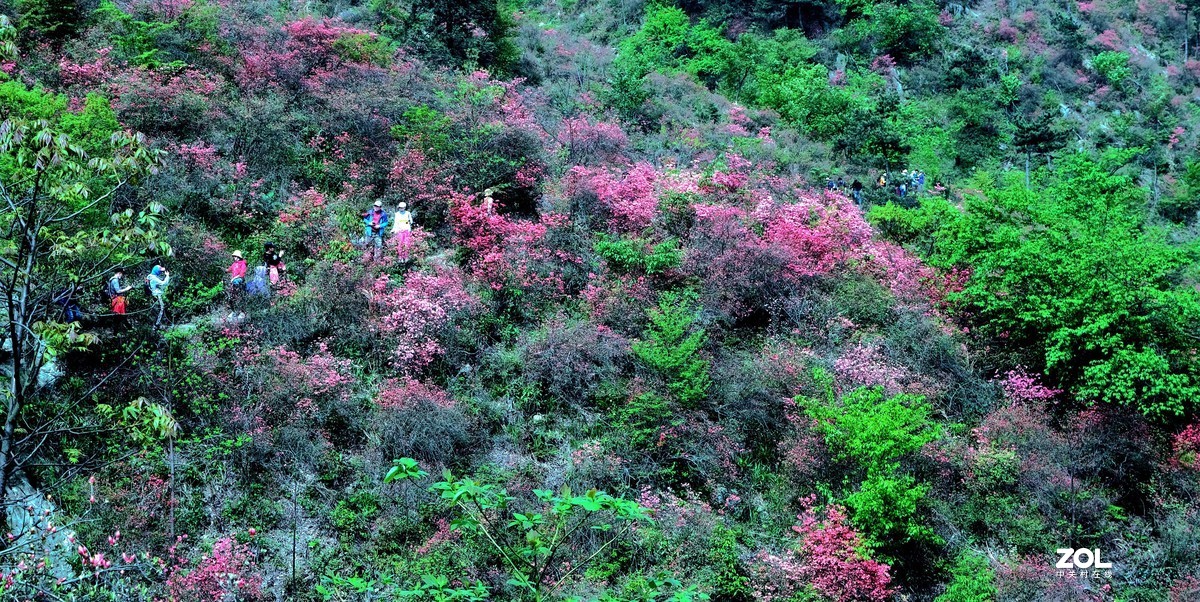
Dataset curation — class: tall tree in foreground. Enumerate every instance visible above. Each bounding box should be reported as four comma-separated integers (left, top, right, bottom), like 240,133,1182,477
0,83,165,519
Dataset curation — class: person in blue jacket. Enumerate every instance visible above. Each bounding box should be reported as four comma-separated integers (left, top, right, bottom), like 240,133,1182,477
362,200,390,262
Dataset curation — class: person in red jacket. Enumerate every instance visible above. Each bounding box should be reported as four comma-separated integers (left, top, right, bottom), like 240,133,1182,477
229,250,247,287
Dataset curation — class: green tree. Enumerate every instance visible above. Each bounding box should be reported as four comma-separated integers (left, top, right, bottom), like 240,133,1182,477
0,82,166,514
803,369,942,549
632,291,711,407
429,472,652,601
14,0,80,40
370,0,517,71
933,151,1200,416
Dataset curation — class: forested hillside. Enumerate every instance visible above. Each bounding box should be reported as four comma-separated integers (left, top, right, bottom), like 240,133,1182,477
2,0,1200,600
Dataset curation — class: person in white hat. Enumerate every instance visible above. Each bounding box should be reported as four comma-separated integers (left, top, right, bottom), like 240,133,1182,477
482,188,495,215
229,250,247,287
362,200,390,261
393,202,414,259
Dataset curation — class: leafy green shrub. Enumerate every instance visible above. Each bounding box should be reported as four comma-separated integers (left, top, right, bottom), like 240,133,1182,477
935,550,997,602
633,291,711,407
837,0,944,63
330,490,382,538
802,370,942,547
594,234,683,275
1092,51,1131,86
928,151,1200,416
333,32,394,66
15,0,80,39
610,392,675,451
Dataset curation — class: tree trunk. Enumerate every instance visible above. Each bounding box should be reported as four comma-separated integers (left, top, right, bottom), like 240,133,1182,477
1025,151,1031,189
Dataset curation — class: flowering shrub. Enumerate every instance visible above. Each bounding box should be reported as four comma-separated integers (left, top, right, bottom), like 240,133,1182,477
367,269,477,372
995,367,1061,403
568,162,661,232
377,377,455,410
168,537,264,602
557,114,628,164
449,191,573,303
749,502,893,602
764,191,873,279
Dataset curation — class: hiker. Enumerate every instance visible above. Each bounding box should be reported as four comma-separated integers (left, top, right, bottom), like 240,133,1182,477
264,242,285,284
146,265,171,328
106,269,133,316
825,178,836,191
836,177,846,191
229,250,247,287
53,283,84,324
916,170,926,192
362,200,390,261
393,202,414,259
877,173,887,188
482,188,495,215
851,179,864,208
247,265,270,297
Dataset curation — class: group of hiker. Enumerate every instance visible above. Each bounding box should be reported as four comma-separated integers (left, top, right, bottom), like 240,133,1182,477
361,200,415,262
56,192,482,327
876,168,927,199
825,176,867,207
227,242,286,298
825,168,929,209
101,265,172,327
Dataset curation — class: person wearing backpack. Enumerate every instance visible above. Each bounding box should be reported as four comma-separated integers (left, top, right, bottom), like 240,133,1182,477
106,269,133,315
362,201,390,262
393,202,414,259
146,265,171,328
53,282,84,324
264,242,285,285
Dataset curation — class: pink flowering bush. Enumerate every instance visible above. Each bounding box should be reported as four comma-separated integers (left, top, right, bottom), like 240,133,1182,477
367,269,478,372
568,162,661,232
995,367,1061,403
557,114,629,165
764,191,873,279
450,191,574,305
168,537,264,602
749,502,893,602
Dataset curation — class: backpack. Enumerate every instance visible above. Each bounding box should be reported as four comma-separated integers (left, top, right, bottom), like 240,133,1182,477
143,276,153,297
103,278,118,301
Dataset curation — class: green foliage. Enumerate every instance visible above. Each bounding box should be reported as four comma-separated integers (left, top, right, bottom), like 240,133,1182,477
594,234,682,275
1092,51,1131,86
610,392,675,451
0,15,16,61
15,0,79,39
836,0,944,62
803,370,942,548
398,575,491,601
369,0,518,72
93,0,219,68
868,198,960,253
385,457,430,483
632,291,710,407
428,468,653,599
704,526,750,599
330,491,382,537
332,32,394,66
935,550,997,602
804,373,941,473
1162,159,1200,222
926,152,1200,416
